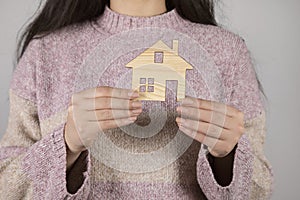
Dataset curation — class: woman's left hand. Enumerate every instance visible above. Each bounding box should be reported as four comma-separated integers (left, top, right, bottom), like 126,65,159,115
176,97,245,158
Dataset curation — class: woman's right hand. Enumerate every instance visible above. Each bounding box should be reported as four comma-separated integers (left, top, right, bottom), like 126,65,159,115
64,86,142,155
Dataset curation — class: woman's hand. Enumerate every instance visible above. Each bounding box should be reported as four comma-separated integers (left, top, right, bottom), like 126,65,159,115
176,97,245,158
64,86,143,155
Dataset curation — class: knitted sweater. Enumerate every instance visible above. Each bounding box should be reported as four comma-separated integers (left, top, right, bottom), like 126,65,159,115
0,5,273,200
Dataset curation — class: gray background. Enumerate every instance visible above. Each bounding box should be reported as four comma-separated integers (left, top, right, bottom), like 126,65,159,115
0,0,299,199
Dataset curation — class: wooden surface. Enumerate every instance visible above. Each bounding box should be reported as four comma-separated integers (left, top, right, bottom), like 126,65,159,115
126,40,193,101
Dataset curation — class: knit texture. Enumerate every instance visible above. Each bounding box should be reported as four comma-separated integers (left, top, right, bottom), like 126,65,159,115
0,5,273,199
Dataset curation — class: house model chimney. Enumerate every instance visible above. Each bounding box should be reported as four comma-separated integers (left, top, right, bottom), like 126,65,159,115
172,40,179,55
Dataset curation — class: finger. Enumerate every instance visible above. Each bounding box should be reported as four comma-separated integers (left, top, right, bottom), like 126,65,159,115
97,116,137,131
178,124,219,149
177,106,234,130
86,108,142,121
82,97,142,110
83,87,139,100
180,97,238,117
176,117,227,140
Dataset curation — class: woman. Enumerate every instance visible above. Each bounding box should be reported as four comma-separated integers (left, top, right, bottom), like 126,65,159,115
0,0,273,199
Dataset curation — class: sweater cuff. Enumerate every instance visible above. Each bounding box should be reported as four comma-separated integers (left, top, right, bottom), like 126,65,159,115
22,123,91,199
196,135,254,199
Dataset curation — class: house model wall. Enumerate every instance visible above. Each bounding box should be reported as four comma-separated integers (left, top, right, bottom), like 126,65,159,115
126,40,193,101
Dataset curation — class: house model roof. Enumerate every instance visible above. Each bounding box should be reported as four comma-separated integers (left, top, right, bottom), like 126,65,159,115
125,40,193,71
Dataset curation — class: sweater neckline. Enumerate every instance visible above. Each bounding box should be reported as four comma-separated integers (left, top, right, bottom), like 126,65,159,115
92,5,188,34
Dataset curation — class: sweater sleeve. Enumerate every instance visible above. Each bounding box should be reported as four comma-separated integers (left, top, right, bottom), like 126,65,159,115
0,39,91,199
196,37,274,199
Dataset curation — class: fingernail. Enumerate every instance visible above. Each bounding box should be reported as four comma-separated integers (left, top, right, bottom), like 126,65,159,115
129,116,137,122
176,107,182,112
177,117,186,124
128,91,139,98
132,101,142,108
132,109,142,114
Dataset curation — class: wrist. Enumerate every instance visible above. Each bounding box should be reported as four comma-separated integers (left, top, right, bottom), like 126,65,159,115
64,122,85,154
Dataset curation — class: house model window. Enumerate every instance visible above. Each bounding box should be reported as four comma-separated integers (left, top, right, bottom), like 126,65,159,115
139,78,155,92
154,52,163,63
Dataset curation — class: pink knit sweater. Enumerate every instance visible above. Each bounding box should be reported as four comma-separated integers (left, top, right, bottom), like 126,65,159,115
0,5,273,199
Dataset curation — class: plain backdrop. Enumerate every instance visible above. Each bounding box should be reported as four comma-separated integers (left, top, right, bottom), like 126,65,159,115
0,0,299,199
